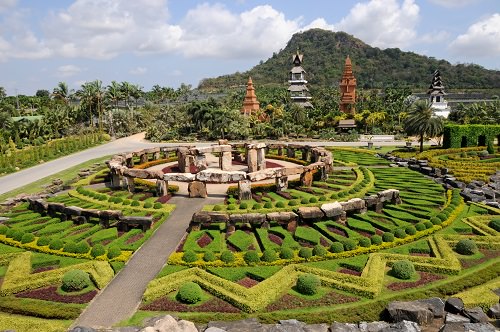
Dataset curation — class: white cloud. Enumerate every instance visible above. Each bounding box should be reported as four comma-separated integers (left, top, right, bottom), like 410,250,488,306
302,18,335,31
55,64,82,77
129,66,147,75
177,4,300,58
419,30,450,44
428,0,479,8
449,13,500,57
335,0,420,49
0,0,17,12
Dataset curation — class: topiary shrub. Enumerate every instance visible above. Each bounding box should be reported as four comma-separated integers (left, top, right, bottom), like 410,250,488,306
131,200,140,207
264,201,273,209
394,228,407,239
0,225,8,235
300,198,309,204
143,202,153,209
391,260,415,280
37,236,50,246
61,269,91,292
487,140,494,154
341,239,357,251
212,205,222,211
488,218,500,232
298,247,313,259
107,246,122,259
330,193,338,199
359,237,371,247
415,223,426,231
436,213,447,222
296,273,320,295
49,238,64,250
319,196,326,201
371,234,383,245
252,203,262,210
455,239,478,255
182,250,198,263
63,241,77,253
279,247,294,259
220,250,235,263
288,199,299,207
261,249,278,262
239,202,248,210
382,232,395,242
12,230,25,242
405,225,417,236
430,217,442,225
424,221,434,229
243,250,260,265
90,244,106,258
122,199,131,205
312,244,327,257
203,250,216,262
309,197,318,203
227,204,236,211
75,241,90,254
275,201,285,208
153,202,162,209
5,228,15,239
176,281,203,304
20,233,35,244
330,242,344,253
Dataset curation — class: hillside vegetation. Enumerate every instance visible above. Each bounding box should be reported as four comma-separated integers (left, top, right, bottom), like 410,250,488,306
199,29,500,91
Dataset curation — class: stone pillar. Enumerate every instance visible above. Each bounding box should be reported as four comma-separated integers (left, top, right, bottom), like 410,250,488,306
277,146,283,156
99,217,110,229
177,148,191,173
188,181,207,198
302,148,310,162
320,166,328,181
226,223,236,235
153,152,160,160
126,157,134,168
257,147,266,171
125,176,135,193
194,154,208,171
220,151,232,170
287,147,295,158
247,148,258,173
275,175,288,191
110,169,122,188
140,153,148,164
300,171,314,187
262,220,270,229
238,180,252,201
156,179,168,197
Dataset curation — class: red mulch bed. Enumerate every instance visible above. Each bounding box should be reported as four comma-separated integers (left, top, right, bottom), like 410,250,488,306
276,191,293,200
355,230,373,238
125,232,144,245
266,161,283,168
320,237,330,247
141,295,240,313
410,252,430,257
266,291,358,311
156,195,172,203
315,183,330,189
15,286,97,304
375,229,384,236
459,249,498,269
387,272,445,291
138,193,153,201
262,192,275,201
197,233,213,248
237,277,259,288
327,226,347,237
226,242,239,252
252,194,263,203
297,240,313,248
268,233,283,245
100,240,112,246
339,268,362,276
32,266,58,274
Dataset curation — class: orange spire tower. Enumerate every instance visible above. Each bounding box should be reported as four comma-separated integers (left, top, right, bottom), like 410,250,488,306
339,55,357,114
241,77,260,116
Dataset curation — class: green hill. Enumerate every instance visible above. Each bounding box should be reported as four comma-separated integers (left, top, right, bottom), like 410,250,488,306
198,29,500,91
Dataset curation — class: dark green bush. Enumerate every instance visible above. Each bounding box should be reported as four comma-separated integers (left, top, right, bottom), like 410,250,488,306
227,204,236,211
275,201,285,208
153,202,162,209
130,200,140,207
176,282,203,304
203,250,216,262
296,273,320,295
405,225,417,235
342,239,357,251
239,202,248,209
212,205,222,211
122,199,131,205
63,241,77,253
415,223,426,231
220,250,235,263
319,196,326,201
330,242,344,253
62,270,91,292
20,233,35,244
330,193,338,199
5,228,15,238
371,235,383,245
264,202,273,209
143,202,153,209
49,238,64,250
252,203,262,210
107,246,122,259
279,247,294,259
430,217,442,225
75,241,90,254
261,249,278,262
90,244,106,258
424,221,434,229
37,236,50,246
455,239,478,255
488,218,500,232
12,230,25,242
243,250,260,264
298,247,313,259
301,198,309,204
436,213,447,222
288,200,299,206
359,237,371,247
394,228,407,239
391,260,415,280
312,244,327,257
0,225,8,234
382,232,395,242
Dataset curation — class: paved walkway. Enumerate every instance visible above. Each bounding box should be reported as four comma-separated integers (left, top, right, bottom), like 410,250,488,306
73,195,223,328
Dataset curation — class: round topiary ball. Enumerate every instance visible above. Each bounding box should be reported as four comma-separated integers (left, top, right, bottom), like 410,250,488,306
430,217,442,225
296,273,320,295
371,235,383,245
394,228,407,239
107,246,122,259
0,225,8,235
49,238,64,250
309,197,318,203
275,201,285,208
330,242,344,253
243,250,260,265
90,244,106,258
391,260,415,280
203,250,216,262
312,244,327,257
279,247,294,259
455,239,478,255
239,202,248,210
20,233,35,244
382,232,395,242
415,223,426,232
252,203,262,210
176,281,203,304
220,250,235,263
488,218,500,232
182,250,198,263
342,239,357,251
405,226,417,236
62,269,91,292
298,247,313,259
37,236,51,246
264,201,273,209
359,237,371,247
261,249,278,262
423,221,434,229
75,241,90,254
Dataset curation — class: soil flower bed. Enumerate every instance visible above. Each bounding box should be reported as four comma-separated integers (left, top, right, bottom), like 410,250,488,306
15,286,97,304
266,291,359,311
387,272,445,291
142,295,240,313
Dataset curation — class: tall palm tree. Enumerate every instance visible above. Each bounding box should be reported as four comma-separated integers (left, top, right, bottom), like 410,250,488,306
52,82,72,105
404,100,444,152
75,82,96,127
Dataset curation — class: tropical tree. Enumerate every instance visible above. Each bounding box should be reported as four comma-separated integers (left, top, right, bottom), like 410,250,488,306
52,82,72,105
404,100,444,152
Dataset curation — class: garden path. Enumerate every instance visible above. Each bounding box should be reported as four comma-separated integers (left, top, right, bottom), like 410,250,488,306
73,195,223,328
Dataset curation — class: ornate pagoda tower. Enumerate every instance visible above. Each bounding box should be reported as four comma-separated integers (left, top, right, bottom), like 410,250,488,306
427,69,450,117
240,77,260,116
288,50,312,108
339,55,357,115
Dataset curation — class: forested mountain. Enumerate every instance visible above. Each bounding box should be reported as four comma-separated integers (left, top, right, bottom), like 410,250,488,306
198,29,500,91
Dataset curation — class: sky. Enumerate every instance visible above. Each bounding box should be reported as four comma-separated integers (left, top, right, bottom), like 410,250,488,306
0,0,499,95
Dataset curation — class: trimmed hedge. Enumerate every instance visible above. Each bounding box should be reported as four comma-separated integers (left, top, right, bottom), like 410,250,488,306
61,269,91,292
296,273,320,295
176,282,203,304
391,260,415,280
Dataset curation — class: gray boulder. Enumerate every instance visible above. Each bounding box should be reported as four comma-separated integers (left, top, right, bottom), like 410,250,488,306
330,322,360,332
439,322,497,332
386,301,434,325
487,303,500,319
445,297,464,314
381,321,421,332
444,313,469,324
464,307,490,323
416,297,445,318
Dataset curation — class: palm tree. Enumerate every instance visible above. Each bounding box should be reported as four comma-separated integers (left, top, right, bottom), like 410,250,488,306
404,100,444,152
75,82,96,127
106,81,122,137
52,82,72,105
